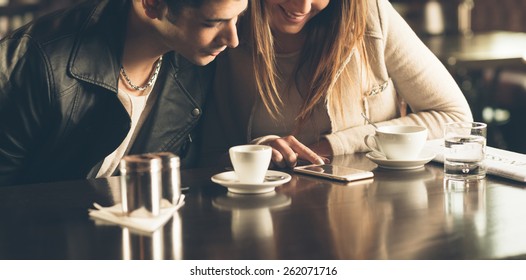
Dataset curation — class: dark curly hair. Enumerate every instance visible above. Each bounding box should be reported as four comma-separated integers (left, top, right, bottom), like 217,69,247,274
165,0,208,16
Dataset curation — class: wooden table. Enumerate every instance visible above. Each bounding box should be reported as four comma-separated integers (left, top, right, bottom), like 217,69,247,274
1,153,526,260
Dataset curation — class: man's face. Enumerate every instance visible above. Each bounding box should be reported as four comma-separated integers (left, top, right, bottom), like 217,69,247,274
155,0,247,65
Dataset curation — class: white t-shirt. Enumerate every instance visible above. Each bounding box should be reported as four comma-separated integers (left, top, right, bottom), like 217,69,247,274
96,88,152,178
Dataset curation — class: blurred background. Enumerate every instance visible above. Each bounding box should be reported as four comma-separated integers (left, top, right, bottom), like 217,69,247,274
391,0,526,154
0,0,79,34
1,0,525,153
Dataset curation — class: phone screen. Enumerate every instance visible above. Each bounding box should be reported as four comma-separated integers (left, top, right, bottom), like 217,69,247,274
294,164,374,181
299,164,349,174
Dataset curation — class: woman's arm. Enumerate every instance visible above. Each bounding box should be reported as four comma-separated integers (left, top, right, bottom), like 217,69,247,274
323,0,472,155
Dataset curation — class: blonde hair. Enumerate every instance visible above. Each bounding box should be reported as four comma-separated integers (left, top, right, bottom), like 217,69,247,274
249,0,370,125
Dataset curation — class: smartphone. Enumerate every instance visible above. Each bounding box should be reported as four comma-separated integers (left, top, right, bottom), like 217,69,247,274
293,164,374,182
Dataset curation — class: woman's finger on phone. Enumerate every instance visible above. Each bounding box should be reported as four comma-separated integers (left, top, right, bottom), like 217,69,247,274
267,135,325,167
287,138,324,165
321,156,331,164
269,141,296,168
268,137,300,167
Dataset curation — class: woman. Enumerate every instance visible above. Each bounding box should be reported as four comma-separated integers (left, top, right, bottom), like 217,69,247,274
200,0,472,168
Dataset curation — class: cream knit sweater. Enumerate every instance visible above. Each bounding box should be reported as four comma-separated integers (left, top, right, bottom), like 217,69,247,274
200,0,472,158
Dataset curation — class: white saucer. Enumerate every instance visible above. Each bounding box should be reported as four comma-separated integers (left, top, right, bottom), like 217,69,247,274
366,151,436,170
211,170,291,194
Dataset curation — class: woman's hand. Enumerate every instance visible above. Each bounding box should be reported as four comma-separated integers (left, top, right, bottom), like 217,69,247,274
308,138,333,157
261,136,329,168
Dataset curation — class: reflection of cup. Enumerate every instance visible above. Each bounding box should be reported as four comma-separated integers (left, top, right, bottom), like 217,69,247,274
373,168,435,209
229,145,272,183
119,154,162,218
444,122,487,180
212,192,291,259
364,125,428,160
213,192,291,238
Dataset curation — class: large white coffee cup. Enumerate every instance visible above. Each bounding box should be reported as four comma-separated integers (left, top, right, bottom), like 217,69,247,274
229,145,272,184
364,125,428,160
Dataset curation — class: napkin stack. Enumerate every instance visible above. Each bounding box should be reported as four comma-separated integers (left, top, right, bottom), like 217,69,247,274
89,195,185,233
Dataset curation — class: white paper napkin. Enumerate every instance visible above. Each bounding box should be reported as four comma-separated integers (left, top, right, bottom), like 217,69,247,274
89,195,185,233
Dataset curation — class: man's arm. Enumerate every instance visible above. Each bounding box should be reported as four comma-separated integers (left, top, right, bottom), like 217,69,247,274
0,36,52,186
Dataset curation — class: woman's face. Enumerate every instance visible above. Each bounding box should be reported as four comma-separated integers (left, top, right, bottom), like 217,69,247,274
265,0,330,36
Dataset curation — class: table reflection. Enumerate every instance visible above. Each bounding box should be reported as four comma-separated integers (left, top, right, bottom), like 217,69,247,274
323,167,438,259
443,179,486,216
121,213,182,260
474,183,526,259
3,153,526,260
88,176,183,260
212,191,291,259
371,168,443,259
325,176,381,259
443,179,487,253
373,167,437,210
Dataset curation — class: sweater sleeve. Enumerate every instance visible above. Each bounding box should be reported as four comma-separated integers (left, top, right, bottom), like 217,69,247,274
324,0,473,155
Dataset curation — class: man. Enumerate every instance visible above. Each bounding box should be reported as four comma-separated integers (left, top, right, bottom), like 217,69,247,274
0,0,247,186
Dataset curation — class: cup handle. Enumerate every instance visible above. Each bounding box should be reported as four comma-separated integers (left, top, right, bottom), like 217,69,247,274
364,134,384,155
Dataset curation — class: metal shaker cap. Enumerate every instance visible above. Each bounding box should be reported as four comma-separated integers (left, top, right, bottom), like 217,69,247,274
120,154,162,173
152,152,180,170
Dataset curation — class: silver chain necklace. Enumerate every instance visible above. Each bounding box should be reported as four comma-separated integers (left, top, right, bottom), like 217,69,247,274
120,56,163,91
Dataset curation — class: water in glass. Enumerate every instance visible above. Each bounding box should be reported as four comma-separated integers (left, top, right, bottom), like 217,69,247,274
444,135,486,180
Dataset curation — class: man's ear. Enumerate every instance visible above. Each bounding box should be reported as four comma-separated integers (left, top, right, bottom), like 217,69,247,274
142,0,162,19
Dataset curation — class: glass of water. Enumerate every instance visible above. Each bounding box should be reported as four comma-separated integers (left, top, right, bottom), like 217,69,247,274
444,122,487,180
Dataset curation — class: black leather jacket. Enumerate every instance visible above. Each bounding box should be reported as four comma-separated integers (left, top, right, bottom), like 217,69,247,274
0,0,213,186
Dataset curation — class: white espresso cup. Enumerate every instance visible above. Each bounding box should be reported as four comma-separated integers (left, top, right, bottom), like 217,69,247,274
364,125,428,160
229,145,272,184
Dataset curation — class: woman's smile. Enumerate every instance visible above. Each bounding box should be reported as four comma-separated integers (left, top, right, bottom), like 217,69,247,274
279,5,308,24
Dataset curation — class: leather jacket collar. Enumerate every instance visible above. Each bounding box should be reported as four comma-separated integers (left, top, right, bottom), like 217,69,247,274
69,0,129,93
